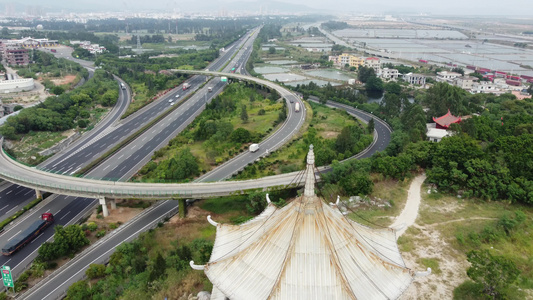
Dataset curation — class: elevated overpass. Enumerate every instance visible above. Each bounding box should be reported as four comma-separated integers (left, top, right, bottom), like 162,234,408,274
0,71,392,216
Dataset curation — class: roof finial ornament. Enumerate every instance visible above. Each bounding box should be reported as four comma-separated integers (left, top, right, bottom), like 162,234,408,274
415,267,432,277
207,215,218,227
304,145,316,197
190,261,205,270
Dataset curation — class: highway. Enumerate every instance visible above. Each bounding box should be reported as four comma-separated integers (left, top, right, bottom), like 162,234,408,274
0,29,259,282
12,27,391,299
18,95,391,299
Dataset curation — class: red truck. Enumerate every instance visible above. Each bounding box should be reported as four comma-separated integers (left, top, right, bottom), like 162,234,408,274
1,213,54,256
182,83,191,91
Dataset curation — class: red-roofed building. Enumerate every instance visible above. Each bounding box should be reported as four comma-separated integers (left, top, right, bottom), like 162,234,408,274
364,57,381,72
433,110,461,129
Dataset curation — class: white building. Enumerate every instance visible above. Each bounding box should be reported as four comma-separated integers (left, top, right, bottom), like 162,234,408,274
380,68,399,80
403,73,426,85
454,76,478,90
436,71,462,83
471,81,501,94
364,57,381,73
426,123,451,142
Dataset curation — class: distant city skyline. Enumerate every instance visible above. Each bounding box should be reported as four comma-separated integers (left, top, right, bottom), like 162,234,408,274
1,0,533,16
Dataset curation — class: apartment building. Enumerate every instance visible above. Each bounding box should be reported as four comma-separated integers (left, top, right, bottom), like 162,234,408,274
380,68,399,80
403,73,426,85
364,57,381,73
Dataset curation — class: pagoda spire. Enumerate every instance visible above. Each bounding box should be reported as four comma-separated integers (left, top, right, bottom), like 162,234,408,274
303,144,316,198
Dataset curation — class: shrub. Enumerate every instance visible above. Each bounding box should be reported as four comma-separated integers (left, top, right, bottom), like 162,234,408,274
86,264,106,279
96,230,106,238
87,222,98,231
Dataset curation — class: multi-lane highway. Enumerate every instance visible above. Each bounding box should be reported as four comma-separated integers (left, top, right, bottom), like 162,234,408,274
1,26,393,299
0,28,260,283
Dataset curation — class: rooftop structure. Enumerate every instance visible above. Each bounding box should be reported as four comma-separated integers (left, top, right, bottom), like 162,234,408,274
192,145,429,299
433,110,461,129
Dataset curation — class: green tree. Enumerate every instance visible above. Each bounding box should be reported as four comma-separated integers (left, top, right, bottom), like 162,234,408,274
230,128,251,143
365,76,384,92
367,118,375,134
451,67,465,75
65,280,92,300
423,82,468,119
466,250,520,299
340,173,373,196
51,86,65,95
85,264,106,279
268,46,276,54
247,192,267,214
148,252,167,281
357,66,375,83
240,104,248,122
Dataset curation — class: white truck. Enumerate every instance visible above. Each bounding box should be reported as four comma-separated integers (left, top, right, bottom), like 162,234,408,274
295,102,300,112
208,87,213,92
182,83,191,91
249,143,259,153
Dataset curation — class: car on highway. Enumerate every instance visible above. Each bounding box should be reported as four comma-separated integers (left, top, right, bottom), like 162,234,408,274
168,99,173,103
175,94,180,98
170,102,175,106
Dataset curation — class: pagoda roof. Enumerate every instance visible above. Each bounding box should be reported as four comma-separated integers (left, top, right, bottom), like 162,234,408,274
432,110,461,129
194,146,420,300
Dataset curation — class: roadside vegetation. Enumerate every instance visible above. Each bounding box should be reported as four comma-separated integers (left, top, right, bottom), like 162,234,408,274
234,100,372,179
133,82,284,182
96,49,218,118
13,51,89,94
61,189,296,299
0,70,118,165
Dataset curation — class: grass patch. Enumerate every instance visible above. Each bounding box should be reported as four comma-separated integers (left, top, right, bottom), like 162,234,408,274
133,82,281,182
417,257,442,275
234,101,372,179
417,189,533,290
199,195,249,215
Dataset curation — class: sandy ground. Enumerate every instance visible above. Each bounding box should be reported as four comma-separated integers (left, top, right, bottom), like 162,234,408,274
50,74,77,86
393,174,469,299
391,174,426,236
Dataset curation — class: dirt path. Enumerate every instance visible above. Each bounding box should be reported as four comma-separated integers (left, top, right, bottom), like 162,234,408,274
391,174,426,237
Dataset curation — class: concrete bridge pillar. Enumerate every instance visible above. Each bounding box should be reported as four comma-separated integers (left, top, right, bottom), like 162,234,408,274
99,197,109,217
35,189,42,199
109,198,117,210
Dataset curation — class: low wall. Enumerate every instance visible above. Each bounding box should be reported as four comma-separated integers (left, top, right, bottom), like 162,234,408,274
0,78,35,93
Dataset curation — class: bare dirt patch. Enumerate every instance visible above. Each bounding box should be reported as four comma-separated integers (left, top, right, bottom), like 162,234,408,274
50,75,77,86
400,225,468,300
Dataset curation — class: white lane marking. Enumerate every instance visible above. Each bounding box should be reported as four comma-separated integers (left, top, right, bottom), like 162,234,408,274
5,206,17,215
131,145,137,150
118,155,124,160
8,230,21,241
0,205,9,211
5,190,12,195
103,165,110,171
70,167,81,175
142,137,147,142
24,190,33,196
60,212,71,220
31,233,45,243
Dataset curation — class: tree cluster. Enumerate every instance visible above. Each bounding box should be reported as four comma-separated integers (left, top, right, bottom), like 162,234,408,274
37,225,89,262
65,229,213,299
0,70,118,140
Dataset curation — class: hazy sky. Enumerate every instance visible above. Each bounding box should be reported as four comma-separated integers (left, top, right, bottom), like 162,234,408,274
15,0,533,16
